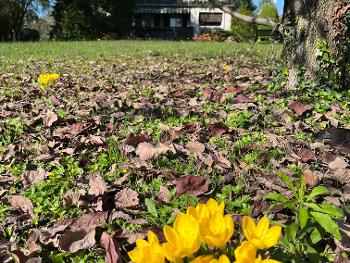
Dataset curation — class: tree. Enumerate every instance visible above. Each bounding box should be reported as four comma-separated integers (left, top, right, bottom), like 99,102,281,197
210,0,350,89
51,0,134,40
0,0,49,41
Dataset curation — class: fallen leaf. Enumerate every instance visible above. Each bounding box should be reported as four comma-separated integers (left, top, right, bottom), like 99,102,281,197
89,135,104,145
88,172,107,197
136,142,175,161
185,141,205,154
115,188,139,208
70,212,108,231
100,233,120,263
329,157,348,170
21,168,47,188
207,122,229,138
297,148,316,162
59,228,96,253
8,195,35,218
288,100,311,116
175,175,209,198
156,186,170,203
43,109,58,127
303,170,319,187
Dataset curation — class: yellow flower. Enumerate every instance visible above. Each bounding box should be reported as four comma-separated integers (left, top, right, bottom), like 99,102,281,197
162,212,201,262
234,241,281,263
38,73,60,90
128,230,165,263
223,65,230,71
234,241,256,263
242,216,281,250
187,199,234,249
192,255,231,263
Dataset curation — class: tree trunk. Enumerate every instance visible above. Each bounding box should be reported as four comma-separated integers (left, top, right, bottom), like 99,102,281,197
283,0,349,88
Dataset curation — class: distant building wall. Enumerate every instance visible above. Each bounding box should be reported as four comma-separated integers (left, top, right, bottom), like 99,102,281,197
190,8,231,37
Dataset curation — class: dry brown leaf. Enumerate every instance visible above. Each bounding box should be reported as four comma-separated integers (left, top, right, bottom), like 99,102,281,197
288,100,311,116
21,168,47,188
43,109,58,127
8,195,35,218
207,122,229,138
100,233,120,263
70,212,108,231
175,175,209,197
88,172,107,197
136,142,175,161
114,188,139,208
297,148,316,162
59,228,96,253
185,141,205,154
329,157,348,170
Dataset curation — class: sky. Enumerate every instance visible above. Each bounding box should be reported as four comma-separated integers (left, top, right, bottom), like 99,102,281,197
254,0,284,14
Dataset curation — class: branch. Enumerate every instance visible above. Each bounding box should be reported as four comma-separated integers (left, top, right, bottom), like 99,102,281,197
209,0,279,28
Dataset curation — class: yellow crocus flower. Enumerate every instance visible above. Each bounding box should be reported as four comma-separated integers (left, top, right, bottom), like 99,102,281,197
192,255,231,263
128,230,165,263
234,241,281,263
187,199,234,249
223,65,230,71
38,73,60,90
242,216,281,250
162,212,201,263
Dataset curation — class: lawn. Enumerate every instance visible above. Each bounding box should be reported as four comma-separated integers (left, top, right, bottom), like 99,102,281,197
0,40,349,263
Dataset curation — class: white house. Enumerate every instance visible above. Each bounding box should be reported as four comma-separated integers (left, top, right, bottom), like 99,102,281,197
134,0,232,39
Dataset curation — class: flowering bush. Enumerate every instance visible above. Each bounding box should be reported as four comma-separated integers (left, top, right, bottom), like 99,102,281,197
128,199,282,263
37,73,59,90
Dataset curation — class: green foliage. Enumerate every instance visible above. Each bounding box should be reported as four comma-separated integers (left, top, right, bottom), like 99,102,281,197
258,3,278,31
265,169,344,262
231,7,256,42
52,0,134,40
19,28,40,41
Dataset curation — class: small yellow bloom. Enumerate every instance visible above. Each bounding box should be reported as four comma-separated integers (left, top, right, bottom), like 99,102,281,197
242,216,281,250
192,255,230,263
162,212,201,262
128,230,165,263
234,241,256,263
187,199,234,249
234,241,281,263
223,65,230,71
38,73,60,90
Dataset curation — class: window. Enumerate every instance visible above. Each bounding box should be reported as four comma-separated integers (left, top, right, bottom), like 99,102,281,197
199,12,222,26
170,17,183,28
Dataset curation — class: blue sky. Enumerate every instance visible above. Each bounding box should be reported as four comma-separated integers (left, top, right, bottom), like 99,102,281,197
254,0,284,14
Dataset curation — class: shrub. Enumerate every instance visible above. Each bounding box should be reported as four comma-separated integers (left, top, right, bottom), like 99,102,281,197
19,28,40,41
258,3,279,31
231,7,256,42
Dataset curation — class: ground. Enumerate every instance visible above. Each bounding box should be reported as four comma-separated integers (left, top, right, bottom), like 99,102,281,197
0,41,349,262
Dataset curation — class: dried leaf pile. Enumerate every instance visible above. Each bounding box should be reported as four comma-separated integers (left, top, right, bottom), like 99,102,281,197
0,52,349,262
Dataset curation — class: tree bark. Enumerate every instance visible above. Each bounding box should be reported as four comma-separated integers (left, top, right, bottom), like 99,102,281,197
284,0,349,88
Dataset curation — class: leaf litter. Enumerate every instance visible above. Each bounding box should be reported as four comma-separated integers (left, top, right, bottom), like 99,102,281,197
0,53,350,261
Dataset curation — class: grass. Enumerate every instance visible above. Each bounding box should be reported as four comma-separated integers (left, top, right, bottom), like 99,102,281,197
0,40,282,65
0,40,348,262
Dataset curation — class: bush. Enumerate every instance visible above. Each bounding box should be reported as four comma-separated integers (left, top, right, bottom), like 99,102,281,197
194,30,233,42
258,3,278,31
19,28,40,41
231,7,256,42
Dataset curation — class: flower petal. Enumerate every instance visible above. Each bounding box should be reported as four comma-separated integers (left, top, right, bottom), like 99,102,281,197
263,226,281,248
256,217,269,239
242,216,256,241
163,225,180,246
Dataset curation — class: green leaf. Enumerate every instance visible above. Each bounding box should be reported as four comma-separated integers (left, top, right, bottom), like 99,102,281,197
145,198,158,218
310,211,341,240
276,171,297,197
298,173,306,200
319,203,344,218
264,193,289,203
299,206,308,229
308,186,328,199
310,227,322,244
285,223,297,241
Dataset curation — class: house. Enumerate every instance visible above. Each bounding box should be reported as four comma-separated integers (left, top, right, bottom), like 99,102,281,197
134,0,232,39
